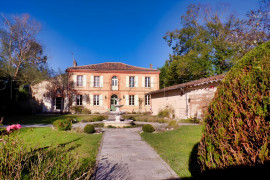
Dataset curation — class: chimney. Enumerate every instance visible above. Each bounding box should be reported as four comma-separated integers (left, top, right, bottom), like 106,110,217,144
150,64,153,69
73,59,77,67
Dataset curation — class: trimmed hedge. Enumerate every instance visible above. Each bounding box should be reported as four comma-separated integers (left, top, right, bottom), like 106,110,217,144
53,119,72,131
142,124,155,133
84,124,95,134
198,41,270,172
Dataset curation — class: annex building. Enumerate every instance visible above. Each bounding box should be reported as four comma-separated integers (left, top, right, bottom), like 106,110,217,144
148,74,225,120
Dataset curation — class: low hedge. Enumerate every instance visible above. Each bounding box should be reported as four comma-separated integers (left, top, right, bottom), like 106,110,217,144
53,119,72,131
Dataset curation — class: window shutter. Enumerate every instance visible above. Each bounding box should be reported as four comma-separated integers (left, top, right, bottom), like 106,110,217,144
73,75,77,87
126,95,129,105
151,77,154,88
100,76,103,87
72,94,76,106
90,76,94,87
83,75,86,87
135,76,138,87
126,76,129,87
100,95,103,106
82,94,87,106
89,94,93,106
135,95,138,106
142,76,145,87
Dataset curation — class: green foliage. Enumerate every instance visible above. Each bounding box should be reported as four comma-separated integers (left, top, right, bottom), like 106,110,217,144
0,134,94,179
53,119,72,131
157,106,175,118
160,3,270,88
71,106,91,114
142,124,155,133
167,120,179,129
84,124,95,134
92,116,106,121
198,41,270,172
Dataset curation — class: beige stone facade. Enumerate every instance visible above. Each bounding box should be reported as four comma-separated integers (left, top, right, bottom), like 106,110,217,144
149,74,225,119
67,62,160,113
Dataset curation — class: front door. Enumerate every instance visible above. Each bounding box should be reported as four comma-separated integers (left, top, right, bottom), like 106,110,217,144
54,97,63,111
110,94,118,111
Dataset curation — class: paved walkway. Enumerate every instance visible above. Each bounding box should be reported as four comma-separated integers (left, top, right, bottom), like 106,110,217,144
95,128,178,180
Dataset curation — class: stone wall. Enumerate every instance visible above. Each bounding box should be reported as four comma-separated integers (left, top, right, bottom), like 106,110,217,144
151,82,220,119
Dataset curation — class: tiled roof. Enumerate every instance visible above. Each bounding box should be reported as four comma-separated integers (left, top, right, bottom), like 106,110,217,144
66,62,159,72
148,74,226,94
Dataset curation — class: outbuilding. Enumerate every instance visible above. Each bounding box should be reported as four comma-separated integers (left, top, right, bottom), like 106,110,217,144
148,74,225,120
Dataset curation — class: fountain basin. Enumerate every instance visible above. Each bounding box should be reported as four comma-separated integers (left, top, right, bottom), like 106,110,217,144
103,120,133,128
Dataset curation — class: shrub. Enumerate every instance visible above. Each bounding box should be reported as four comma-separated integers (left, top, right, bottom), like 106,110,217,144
142,124,155,133
71,106,91,114
167,120,179,129
84,124,95,134
53,119,72,131
126,116,136,121
198,42,270,173
92,116,106,121
157,106,175,118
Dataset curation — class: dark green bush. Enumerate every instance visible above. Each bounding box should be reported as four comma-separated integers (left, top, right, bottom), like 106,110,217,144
84,124,95,134
53,119,72,131
92,116,106,121
142,124,155,133
198,42,270,172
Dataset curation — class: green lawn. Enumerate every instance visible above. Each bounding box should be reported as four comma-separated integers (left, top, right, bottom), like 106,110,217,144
141,125,202,178
2,114,107,125
17,127,102,164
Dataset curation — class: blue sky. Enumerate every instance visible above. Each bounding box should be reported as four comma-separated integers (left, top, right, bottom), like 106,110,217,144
1,0,260,71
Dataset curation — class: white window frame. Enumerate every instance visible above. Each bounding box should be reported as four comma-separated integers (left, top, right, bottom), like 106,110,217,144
129,76,134,87
77,75,83,87
145,77,150,88
94,95,99,106
129,95,134,105
94,76,100,87
145,95,150,106
76,95,82,106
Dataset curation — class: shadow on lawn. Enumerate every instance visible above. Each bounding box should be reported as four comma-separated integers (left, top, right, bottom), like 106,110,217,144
169,143,270,180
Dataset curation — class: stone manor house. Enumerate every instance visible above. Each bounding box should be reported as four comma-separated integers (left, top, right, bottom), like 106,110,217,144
32,61,160,114
31,60,224,119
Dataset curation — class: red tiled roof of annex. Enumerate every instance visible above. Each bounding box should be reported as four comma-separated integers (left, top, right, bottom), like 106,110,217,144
66,62,159,72
148,74,226,94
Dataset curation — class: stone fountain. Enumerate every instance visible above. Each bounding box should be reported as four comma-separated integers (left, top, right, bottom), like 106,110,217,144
103,98,133,127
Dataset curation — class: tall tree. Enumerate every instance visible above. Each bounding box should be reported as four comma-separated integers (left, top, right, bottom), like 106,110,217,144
160,1,270,88
0,14,48,82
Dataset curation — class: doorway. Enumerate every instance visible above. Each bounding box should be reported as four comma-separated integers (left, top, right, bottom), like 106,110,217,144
110,94,118,111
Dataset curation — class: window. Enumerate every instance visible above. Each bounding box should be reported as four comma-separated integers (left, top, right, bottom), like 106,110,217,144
112,76,118,86
129,76,134,87
145,95,150,106
76,95,82,105
77,75,83,87
54,97,62,110
94,76,100,87
145,77,150,88
94,95,99,106
129,95,134,105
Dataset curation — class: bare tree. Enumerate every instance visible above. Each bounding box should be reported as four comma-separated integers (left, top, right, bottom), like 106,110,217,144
0,14,47,79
